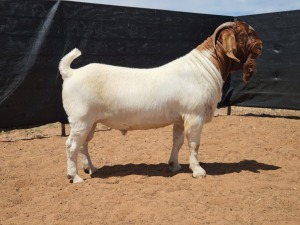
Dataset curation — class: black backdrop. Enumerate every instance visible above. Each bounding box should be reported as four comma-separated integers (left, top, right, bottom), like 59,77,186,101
231,12,300,109
0,0,299,129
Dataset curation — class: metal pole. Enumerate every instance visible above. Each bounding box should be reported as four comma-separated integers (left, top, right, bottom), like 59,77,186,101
61,123,66,136
227,106,232,115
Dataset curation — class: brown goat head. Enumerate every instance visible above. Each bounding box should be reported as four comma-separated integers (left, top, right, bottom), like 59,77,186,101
212,21,263,83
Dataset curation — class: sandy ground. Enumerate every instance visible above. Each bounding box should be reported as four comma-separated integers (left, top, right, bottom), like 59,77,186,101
0,107,299,225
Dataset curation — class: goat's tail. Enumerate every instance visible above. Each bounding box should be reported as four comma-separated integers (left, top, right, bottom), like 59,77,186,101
59,48,81,80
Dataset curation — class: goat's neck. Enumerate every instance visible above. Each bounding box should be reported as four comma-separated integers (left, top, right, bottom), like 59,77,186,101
196,37,232,81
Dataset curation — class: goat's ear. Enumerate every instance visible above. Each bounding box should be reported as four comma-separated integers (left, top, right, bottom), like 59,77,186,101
220,29,240,63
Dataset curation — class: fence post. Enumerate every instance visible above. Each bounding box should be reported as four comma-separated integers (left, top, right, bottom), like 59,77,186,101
227,106,232,115
61,123,66,136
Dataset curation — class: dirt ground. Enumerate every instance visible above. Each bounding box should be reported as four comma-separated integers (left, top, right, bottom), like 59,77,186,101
0,107,299,225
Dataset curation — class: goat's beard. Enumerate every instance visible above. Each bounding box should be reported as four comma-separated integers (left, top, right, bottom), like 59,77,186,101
243,56,256,83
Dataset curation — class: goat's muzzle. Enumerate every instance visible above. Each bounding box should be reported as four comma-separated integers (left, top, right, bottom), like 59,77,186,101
243,55,256,83
242,41,263,83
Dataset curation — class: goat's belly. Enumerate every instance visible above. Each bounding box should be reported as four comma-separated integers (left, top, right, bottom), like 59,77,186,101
98,111,181,130
101,121,171,130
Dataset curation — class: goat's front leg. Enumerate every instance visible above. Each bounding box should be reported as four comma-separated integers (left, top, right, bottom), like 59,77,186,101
66,136,83,183
184,116,206,178
168,124,184,172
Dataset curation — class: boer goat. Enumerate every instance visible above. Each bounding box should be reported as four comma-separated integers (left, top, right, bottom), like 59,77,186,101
59,21,262,183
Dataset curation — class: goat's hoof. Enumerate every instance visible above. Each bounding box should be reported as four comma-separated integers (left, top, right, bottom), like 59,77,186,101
73,174,84,183
169,162,181,172
168,162,182,172
83,166,98,175
83,168,89,174
89,166,98,175
67,174,84,183
192,168,206,178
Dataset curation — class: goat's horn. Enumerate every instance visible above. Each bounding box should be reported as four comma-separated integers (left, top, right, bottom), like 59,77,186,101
212,22,236,48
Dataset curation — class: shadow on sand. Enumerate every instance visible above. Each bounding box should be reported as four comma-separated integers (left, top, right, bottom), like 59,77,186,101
91,160,280,179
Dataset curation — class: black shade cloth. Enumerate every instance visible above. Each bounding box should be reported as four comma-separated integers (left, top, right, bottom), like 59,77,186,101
228,12,300,110
0,0,299,129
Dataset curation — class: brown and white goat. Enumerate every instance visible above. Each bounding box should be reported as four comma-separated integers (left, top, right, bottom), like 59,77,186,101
59,21,262,183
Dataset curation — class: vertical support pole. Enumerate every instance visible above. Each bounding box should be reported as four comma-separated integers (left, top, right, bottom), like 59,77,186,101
227,106,232,115
61,123,66,136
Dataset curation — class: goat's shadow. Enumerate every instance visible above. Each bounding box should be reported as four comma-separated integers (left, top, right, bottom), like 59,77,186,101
91,160,280,179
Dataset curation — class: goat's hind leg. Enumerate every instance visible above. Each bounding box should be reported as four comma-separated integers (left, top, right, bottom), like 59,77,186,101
80,123,98,175
66,122,92,183
168,124,184,172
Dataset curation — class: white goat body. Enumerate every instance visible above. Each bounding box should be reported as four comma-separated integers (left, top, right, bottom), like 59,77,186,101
61,49,223,130
59,21,262,183
60,48,222,183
